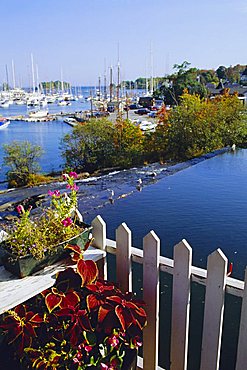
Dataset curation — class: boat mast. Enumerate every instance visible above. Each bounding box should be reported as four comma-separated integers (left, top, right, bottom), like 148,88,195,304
104,59,107,100
31,53,36,93
61,68,64,94
36,64,40,94
98,76,101,99
5,64,9,91
11,60,16,89
150,42,154,95
109,65,113,102
116,43,120,113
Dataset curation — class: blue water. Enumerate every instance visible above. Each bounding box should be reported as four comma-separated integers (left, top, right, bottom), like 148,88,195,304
85,149,247,280
0,98,91,183
82,150,247,370
0,87,145,184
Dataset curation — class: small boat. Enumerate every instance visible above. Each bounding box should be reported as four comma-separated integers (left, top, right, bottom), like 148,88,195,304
0,100,10,108
58,100,71,106
64,117,78,126
0,117,10,129
28,110,49,119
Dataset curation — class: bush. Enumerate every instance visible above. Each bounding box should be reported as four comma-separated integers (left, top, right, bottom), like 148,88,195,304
3,141,44,187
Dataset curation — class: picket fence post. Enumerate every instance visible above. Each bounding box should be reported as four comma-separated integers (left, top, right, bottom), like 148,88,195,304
200,249,227,370
143,231,160,370
91,215,107,279
170,239,192,370
116,223,132,292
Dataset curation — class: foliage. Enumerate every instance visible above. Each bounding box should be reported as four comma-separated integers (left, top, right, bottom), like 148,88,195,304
3,172,84,260
113,120,144,167
154,61,208,106
61,119,116,172
156,91,247,159
41,81,70,91
0,246,147,369
198,69,218,85
3,140,44,187
61,118,144,172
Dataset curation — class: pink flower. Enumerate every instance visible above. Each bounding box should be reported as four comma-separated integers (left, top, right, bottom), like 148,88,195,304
69,171,78,179
84,345,92,352
72,184,79,191
61,217,73,227
108,335,119,348
66,184,79,191
48,189,60,197
16,205,25,214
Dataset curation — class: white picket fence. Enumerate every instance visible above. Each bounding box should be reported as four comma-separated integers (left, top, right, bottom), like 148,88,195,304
91,215,247,370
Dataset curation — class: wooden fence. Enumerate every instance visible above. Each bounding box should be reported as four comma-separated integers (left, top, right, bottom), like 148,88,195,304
91,215,247,370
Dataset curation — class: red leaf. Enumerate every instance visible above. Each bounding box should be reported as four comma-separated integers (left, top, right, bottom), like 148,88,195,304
65,244,81,254
77,259,98,286
86,294,101,311
61,291,80,309
106,296,122,305
45,293,62,313
98,305,112,324
115,306,133,331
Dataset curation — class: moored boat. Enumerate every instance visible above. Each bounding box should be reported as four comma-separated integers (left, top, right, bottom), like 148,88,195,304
0,117,10,129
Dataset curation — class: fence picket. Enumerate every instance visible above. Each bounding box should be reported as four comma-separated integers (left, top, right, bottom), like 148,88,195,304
235,267,247,370
170,239,192,370
116,223,132,292
200,249,227,370
143,231,160,370
91,215,107,279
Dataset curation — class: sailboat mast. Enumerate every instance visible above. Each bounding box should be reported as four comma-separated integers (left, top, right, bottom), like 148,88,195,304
31,53,36,93
36,65,40,94
5,64,9,91
109,65,113,102
61,68,64,94
98,76,101,99
150,43,154,95
12,60,16,89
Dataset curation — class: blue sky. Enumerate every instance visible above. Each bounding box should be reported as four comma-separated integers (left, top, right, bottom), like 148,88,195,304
1,0,247,86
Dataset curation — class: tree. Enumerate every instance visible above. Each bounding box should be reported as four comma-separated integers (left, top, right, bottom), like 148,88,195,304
113,119,144,166
154,61,208,106
157,91,247,159
61,118,116,172
216,65,227,80
3,141,44,187
61,118,145,172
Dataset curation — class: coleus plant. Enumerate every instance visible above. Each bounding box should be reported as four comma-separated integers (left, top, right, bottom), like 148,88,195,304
0,245,147,369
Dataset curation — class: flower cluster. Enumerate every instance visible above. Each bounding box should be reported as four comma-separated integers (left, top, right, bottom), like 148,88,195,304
0,246,147,369
3,172,83,260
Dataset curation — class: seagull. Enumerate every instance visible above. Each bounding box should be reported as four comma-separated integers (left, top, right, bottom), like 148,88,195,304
136,178,143,191
108,189,115,204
